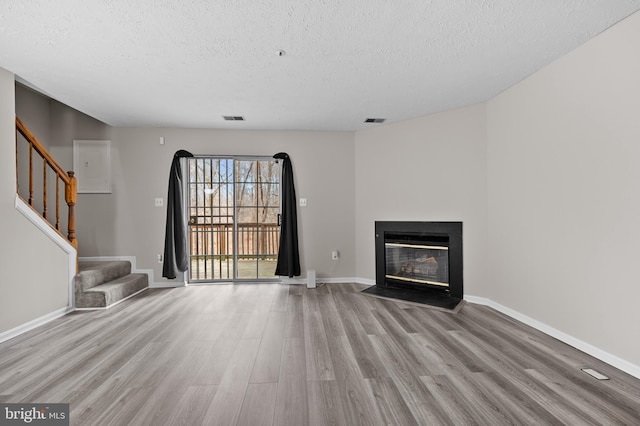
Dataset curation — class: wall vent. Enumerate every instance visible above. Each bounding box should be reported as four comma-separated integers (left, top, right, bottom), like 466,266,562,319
223,115,245,121
581,368,610,380
364,118,386,123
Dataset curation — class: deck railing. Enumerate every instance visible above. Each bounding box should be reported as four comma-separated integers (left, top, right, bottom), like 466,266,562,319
15,117,78,252
189,222,280,260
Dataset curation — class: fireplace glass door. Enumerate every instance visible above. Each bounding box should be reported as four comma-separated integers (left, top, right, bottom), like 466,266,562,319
385,242,449,287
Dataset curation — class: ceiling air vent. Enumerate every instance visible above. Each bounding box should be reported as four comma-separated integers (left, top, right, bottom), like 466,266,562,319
222,115,245,121
364,118,386,123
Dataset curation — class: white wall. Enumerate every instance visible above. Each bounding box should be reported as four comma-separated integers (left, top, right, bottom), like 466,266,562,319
486,12,640,366
0,68,70,334
354,104,488,295
95,128,356,284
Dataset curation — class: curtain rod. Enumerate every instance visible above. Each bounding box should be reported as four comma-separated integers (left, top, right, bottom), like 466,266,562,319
189,154,278,161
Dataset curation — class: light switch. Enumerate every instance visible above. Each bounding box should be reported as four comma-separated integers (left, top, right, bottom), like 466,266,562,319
299,198,307,207
155,198,164,207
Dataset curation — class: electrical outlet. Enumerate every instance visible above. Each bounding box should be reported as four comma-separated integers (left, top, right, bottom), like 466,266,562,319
155,198,164,207
299,198,308,207
157,253,163,263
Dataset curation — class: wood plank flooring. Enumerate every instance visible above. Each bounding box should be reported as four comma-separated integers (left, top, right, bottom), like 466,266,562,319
1,283,639,425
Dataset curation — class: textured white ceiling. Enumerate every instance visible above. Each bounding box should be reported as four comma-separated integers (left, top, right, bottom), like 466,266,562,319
2,1,640,131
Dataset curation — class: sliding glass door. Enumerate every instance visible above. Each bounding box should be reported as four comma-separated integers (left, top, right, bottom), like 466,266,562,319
187,157,280,282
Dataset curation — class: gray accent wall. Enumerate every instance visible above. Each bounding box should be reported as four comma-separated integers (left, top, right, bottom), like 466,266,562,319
15,84,51,149
15,84,52,211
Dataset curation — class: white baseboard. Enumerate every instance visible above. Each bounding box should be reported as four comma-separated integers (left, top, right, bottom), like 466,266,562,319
281,276,362,285
349,276,640,380
150,281,186,288
354,277,375,286
152,271,188,288
0,306,73,344
464,295,640,380
319,277,364,284
279,276,305,285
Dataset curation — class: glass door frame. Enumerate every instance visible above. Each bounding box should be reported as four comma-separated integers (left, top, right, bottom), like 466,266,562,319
185,155,281,284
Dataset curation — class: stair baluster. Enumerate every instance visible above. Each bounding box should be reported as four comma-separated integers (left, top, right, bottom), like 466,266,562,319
15,117,79,269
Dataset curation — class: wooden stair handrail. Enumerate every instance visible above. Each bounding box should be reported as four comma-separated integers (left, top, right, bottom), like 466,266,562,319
15,116,78,253
16,117,71,184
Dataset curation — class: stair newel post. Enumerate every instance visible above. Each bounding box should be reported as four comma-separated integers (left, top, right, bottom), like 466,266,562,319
66,171,78,273
66,171,78,250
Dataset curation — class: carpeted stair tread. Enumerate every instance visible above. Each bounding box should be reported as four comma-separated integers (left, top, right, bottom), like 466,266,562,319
76,260,132,291
76,273,148,309
75,260,149,309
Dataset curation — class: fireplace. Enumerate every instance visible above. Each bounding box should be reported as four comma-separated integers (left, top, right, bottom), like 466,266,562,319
363,221,463,310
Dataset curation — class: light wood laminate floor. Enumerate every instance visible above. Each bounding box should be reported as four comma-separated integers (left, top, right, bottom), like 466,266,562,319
1,283,639,425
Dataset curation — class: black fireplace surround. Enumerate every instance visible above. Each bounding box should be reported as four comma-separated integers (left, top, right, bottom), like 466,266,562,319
365,221,463,309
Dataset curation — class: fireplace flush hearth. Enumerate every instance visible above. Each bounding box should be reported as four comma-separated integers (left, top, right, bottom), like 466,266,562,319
363,221,463,310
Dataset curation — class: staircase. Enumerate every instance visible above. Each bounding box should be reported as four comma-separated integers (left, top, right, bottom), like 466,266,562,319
75,260,148,309
15,117,149,310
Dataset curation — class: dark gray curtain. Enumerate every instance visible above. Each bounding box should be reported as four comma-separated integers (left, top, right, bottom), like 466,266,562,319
162,150,193,279
273,152,301,277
